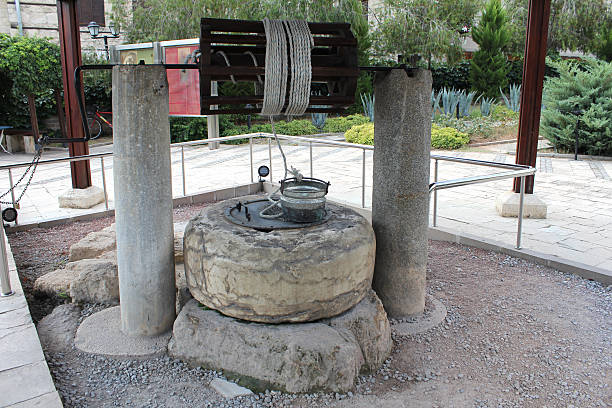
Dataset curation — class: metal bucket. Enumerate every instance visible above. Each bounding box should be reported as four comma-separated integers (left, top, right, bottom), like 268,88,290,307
280,177,330,223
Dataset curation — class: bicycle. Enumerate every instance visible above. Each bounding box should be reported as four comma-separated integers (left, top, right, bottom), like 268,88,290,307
87,106,112,139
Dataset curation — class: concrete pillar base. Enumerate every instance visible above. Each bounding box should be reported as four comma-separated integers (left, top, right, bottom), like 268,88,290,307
74,306,171,357
58,186,105,209
495,191,547,218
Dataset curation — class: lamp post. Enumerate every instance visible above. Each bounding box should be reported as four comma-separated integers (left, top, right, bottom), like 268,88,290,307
87,21,119,61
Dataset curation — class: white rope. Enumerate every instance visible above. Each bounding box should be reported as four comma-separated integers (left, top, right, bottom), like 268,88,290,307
259,18,313,218
215,51,236,84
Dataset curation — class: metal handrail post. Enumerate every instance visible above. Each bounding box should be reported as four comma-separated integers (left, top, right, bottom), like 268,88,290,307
516,176,526,249
361,149,366,208
309,141,313,177
249,137,254,183
100,157,108,210
433,159,439,227
268,138,273,182
0,224,13,297
181,146,186,196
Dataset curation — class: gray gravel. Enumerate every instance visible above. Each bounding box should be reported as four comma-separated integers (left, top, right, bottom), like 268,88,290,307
29,241,612,408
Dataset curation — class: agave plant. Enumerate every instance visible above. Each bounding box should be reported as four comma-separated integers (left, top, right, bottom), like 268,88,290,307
431,90,442,119
360,93,375,122
478,96,495,116
457,90,477,117
500,84,521,112
310,111,328,130
440,87,460,116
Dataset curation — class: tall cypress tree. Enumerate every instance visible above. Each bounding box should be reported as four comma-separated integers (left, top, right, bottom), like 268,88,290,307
470,0,510,99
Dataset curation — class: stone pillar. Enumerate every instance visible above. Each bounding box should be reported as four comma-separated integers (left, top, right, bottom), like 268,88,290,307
113,65,176,336
371,69,431,318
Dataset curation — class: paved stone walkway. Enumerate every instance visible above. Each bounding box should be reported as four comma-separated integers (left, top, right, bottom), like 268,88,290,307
0,138,611,272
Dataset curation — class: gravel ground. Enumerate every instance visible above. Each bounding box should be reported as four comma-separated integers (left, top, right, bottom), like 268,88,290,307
7,215,612,408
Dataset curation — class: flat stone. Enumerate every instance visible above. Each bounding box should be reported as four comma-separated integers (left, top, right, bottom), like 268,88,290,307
36,304,81,353
0,324,46,372
168,299,364,393
58,186,105,209
323,289,392,373
391,296,447,336
496,191,548,218
210,378,254,399
184,197,376,323
69,258,119,304
74,306,171,357
69,224,116,262
33,268,76,297
7,391,63,408
0,361,57,407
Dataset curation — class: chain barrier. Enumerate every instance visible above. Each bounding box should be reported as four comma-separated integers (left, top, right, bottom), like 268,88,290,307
0,143,43,206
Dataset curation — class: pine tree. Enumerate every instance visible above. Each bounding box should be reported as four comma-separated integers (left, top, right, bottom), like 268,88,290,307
470,0,510,99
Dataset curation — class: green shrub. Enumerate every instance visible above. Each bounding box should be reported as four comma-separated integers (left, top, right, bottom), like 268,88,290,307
274,119,318,135
344,122,374,145
491,105,519,121
431,61,472,92
431,124,470,149
170,116,208,143
541,58,612,156
324,114,370,133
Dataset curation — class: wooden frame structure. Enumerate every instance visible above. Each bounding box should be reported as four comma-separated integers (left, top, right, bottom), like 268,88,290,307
199,18,359,115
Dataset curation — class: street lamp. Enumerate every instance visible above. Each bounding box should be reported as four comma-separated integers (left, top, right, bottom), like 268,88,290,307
87,21,120,61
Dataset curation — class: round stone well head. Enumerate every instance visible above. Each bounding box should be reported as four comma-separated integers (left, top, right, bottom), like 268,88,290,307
183,196,376,323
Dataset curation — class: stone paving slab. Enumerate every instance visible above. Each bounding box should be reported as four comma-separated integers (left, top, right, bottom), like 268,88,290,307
0,141,610,273
0,234,62,408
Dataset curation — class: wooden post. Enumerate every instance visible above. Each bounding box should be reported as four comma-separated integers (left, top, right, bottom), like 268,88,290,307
26,94,40,141
57,0,92,189
54,89,68,139
513,0,551,194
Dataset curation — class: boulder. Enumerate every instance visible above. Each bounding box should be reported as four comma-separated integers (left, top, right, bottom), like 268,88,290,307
324,289,392,373
36,304,81,353
168,299,364,393
174,221,188,263
69,224,116,262
183,198,376,323
69,258,119,304
33,267,78,297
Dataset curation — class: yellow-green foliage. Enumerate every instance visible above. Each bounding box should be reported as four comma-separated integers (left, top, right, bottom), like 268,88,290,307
324,114,370,133
345,122,469,149
491,105,519,121
431,124,469,149
344,122,374,145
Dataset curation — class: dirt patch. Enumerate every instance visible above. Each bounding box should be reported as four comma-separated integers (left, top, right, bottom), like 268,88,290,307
7,216,611,408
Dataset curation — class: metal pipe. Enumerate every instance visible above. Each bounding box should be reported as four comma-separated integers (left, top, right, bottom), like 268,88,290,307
361,149,366,208
181,146,186,196
8,169,16,209
517,176,526,249
100,157,108,210
433,159,438,227
0,224,13,297
309,141,313,177
268,137,272,182
14,0,23,36
249,137,253,183
429,168,536,193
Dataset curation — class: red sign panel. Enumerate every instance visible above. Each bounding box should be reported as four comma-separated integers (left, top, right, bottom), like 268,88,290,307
165,46,200,115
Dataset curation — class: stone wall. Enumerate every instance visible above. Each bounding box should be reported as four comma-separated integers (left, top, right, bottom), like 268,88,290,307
0,0,124,57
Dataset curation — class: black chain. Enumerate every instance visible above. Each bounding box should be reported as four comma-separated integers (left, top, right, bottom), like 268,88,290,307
0,146,43,205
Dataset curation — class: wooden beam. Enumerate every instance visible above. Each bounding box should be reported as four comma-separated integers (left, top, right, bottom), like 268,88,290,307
57,0,92,189
514,0,551,194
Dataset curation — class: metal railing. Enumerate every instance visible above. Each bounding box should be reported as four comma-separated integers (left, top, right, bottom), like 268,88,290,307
0,132,535,294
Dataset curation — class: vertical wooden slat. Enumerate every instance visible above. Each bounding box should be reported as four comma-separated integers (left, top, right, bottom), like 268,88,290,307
513,0,551,194
57,0,92,189
200,21,212,114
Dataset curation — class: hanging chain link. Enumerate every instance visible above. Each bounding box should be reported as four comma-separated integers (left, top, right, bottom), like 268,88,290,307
0,146,43,205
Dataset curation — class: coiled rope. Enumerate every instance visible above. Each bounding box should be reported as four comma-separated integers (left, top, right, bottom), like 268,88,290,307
259,18,314,218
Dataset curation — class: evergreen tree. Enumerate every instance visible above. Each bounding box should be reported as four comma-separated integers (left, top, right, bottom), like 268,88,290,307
470,0,510,99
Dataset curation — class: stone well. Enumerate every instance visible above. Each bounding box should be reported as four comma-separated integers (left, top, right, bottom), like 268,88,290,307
183,196,376,323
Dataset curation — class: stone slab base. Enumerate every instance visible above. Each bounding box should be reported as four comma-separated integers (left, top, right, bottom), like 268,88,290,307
391,296,447,336
74,306,171,357
168,290,391,393
495,191,547,219
58,186,105,209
